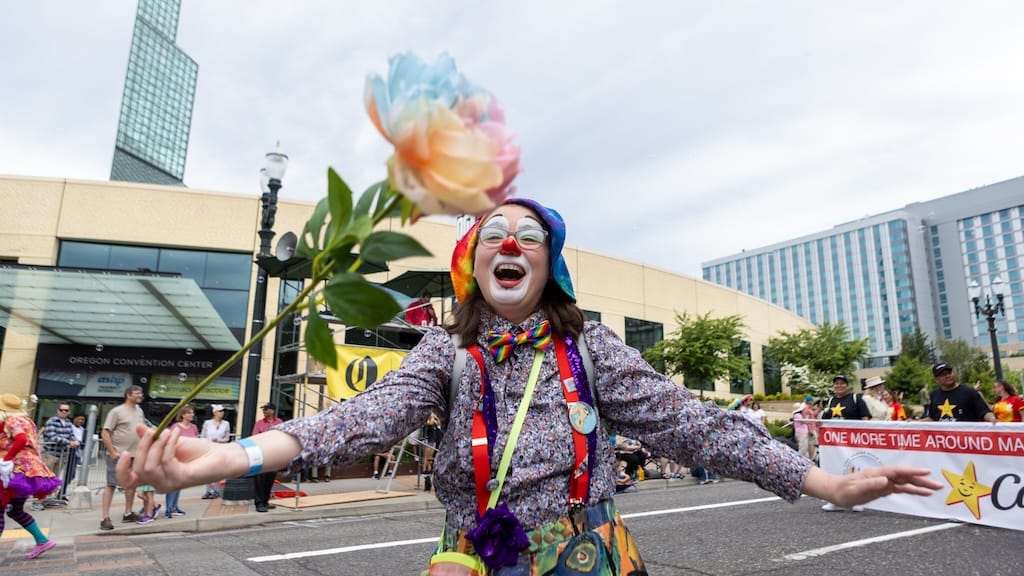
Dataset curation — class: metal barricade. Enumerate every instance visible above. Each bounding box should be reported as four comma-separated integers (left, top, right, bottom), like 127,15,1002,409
38,442,75,508
33,406,113,509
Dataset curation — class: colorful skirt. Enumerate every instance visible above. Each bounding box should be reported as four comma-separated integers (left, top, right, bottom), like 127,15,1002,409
3,472,62,504
434,500,648,575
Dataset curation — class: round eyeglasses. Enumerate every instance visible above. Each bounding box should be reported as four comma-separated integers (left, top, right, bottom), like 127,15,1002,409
478,226,548,250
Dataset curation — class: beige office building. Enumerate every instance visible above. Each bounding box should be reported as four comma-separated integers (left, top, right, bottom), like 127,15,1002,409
1,175,812,428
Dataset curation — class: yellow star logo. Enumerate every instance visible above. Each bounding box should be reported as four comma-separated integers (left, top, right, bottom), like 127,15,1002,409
937,399,957,418
942,461,992,520
830,403,845,417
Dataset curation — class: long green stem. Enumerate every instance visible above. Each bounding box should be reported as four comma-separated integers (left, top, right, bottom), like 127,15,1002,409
151,191,403,439
152,265,330,438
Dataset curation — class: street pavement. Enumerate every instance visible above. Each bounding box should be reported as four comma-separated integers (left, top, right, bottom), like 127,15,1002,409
0,473,443,572
0,471,704,573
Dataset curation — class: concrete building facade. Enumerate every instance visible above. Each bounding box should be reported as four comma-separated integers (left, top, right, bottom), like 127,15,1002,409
1,175,812,430
702,175,1024,369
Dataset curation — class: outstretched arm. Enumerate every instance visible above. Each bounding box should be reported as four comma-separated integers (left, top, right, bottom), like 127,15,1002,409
802,465,941,508
116,424,302,493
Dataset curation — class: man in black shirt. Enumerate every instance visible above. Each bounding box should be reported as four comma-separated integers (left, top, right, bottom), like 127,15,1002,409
821,375,871,421
923,363,995,423
819,374,871,512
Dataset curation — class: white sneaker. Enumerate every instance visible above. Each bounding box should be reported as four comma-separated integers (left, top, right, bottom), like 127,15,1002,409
851,505,865,512
821,503,842,511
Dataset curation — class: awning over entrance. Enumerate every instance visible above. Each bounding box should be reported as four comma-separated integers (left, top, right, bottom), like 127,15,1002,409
0,265,240,351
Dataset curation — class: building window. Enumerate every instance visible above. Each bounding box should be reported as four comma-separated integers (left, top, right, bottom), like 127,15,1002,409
762,345,781,396
58,241,251,337
729,340,752,395
624,317,663,355
583,310,602,322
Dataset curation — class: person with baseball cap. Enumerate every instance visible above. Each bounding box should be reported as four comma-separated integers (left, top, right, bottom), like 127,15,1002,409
821,375,871,422
819,374,872,511
922,363,994,422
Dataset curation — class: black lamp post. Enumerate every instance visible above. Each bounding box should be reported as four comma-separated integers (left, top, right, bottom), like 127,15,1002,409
241,146,288,438
223,146,288,504
969,276,1006,381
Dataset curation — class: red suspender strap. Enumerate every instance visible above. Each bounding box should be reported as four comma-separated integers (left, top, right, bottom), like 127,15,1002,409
466,345,492,517
554,338,590,503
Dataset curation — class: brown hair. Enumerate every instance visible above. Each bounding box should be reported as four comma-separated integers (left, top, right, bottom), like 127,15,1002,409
177,404,194,422
996,379,1017,396
449,282,585,345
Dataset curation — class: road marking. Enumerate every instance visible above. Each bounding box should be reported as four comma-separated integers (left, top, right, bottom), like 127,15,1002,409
248,495,784,563
249,537,438,562
622,495,783,518
782,522,962,560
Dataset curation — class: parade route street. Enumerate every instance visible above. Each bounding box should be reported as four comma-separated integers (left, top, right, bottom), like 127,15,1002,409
49,479,1017,576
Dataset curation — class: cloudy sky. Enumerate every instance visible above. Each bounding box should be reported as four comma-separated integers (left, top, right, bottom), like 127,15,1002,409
3,1,1023,276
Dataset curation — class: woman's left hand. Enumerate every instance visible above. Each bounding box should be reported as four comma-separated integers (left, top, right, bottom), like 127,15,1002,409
804,465,942,508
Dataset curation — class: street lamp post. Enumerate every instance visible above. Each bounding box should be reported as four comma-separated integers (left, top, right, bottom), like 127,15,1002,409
969,277,1006,381
223,147,288,504
241,147,288,439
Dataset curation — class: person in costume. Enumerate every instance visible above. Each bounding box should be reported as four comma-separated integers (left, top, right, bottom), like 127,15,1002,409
0,394,60,559
118,198,940,575
991,379,1024,422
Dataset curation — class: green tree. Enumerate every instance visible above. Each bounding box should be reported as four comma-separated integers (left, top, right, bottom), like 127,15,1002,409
766,322,869,377
935,337,993,386
884,355,933,403
779,364,834,398
641,312,751,398
900,328,936,364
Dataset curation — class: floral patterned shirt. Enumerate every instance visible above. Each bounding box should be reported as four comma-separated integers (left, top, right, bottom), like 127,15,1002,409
277,311,812,530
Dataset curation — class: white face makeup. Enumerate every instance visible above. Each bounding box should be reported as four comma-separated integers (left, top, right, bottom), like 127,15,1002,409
473,205,550,323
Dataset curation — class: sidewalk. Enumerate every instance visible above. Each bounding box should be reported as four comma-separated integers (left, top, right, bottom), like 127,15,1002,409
2,474,442,543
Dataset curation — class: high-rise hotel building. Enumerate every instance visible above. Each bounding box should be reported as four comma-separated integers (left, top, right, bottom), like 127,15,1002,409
702,176,1024,368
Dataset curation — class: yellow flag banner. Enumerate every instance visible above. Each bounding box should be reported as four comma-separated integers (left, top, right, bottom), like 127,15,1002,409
325,345,408,399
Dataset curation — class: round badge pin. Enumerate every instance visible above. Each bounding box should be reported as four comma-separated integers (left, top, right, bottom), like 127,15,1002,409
568,402,597,434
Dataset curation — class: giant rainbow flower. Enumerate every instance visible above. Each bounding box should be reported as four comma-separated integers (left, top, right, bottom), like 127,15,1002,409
365,52,520,216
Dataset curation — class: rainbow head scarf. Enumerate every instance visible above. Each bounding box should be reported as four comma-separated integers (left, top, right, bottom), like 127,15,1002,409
450,197,575,304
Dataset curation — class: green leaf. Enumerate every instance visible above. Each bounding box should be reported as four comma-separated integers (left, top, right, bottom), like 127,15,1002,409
304,295,338,369
377,184,404,219
400,196,416,225
355,180,387,218
323,273,403,328
332,214,375,249
360,231,432,263
326,167,354,244
325,244,356,273
297,197,330,259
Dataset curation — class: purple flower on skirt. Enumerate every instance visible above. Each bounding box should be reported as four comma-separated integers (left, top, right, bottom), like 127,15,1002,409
465,502,530,569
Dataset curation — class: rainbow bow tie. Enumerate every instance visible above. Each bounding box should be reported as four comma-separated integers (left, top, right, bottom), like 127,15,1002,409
486,321,552,363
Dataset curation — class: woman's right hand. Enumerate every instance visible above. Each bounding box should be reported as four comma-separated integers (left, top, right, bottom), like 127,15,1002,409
115,424,246,493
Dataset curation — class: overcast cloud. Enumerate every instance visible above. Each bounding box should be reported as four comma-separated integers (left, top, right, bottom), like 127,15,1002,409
2,1,1023,276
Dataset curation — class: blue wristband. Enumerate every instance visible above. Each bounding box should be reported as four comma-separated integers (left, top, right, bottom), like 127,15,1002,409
236,438,264,477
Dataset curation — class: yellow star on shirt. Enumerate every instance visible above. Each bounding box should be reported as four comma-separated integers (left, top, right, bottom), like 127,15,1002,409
936,399,957,418
942,461,992,520
830,403,846,417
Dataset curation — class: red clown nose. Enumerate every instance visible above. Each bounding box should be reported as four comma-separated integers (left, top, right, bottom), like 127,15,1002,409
500,234,522,255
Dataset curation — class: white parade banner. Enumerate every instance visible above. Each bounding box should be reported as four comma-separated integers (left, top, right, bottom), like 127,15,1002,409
817,419,1024,531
